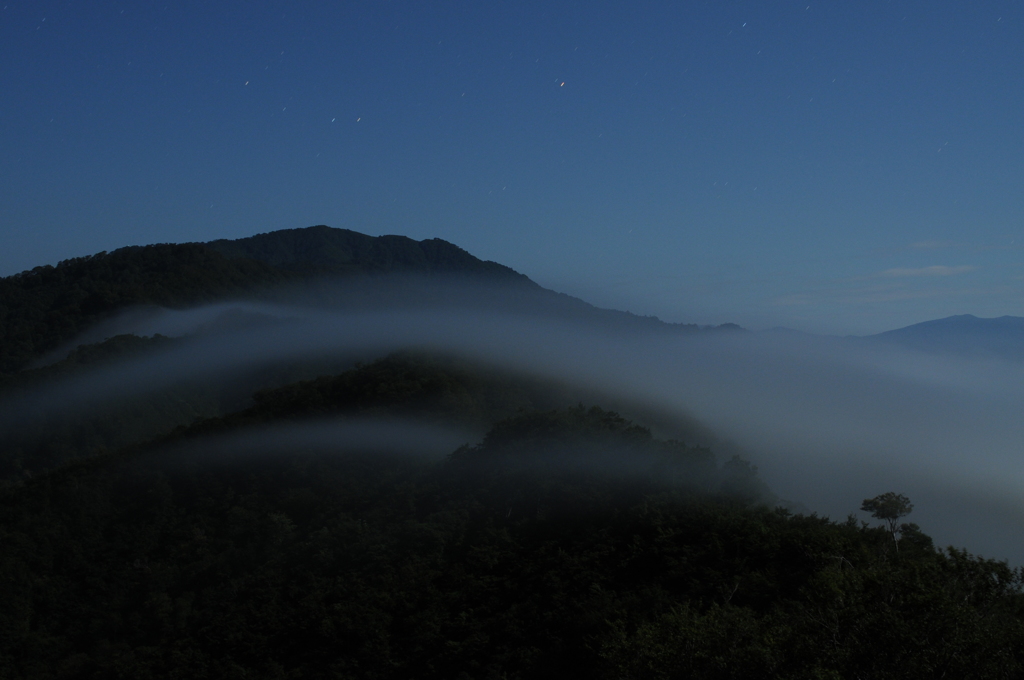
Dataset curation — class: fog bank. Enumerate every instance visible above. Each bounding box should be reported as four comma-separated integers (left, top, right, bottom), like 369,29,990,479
5,280,1024,562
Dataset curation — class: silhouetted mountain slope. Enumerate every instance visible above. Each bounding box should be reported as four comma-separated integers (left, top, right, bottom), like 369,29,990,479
866,314,1024,360
0,226,718,376
207,225,534,282
0,244,285,374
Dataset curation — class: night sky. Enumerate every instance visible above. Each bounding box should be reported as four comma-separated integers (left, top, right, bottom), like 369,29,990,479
2,1,1022,334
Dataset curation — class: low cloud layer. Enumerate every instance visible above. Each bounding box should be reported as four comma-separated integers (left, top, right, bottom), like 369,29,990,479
4,277,1024,563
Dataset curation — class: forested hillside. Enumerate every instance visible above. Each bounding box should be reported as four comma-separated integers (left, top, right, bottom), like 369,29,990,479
0,226,714,378
2,395,1020,679
0,244,281,375
0,227,532,375
0,349,715,487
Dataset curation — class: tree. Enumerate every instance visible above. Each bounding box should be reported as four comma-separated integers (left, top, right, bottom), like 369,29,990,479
861,492,913,551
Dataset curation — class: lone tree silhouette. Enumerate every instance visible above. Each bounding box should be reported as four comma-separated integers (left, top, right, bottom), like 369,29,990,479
861,492,913,551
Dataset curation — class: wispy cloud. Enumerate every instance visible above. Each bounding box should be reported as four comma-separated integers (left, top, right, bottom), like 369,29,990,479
880,265,974,278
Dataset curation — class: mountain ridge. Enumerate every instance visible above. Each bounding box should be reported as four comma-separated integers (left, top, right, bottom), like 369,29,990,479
761,315,1024,361
206,225,535,283
864,313,1024,360
0,225,720,375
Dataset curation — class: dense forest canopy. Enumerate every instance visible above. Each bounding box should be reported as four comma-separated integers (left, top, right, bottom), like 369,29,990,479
2,397,1021,678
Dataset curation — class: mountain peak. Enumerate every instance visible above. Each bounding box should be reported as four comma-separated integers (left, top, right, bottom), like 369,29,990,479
206,225,533,284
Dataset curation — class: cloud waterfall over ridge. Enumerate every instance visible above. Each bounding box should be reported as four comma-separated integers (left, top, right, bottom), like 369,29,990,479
4,280,1024,562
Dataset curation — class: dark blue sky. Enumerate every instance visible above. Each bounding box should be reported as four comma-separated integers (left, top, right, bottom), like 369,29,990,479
2,1,1022,333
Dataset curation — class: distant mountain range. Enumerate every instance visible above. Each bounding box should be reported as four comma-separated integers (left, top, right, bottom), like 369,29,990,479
864,314,1024,359
769,315,1024,361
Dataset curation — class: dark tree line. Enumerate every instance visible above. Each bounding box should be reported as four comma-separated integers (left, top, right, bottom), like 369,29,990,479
1,396,1021,679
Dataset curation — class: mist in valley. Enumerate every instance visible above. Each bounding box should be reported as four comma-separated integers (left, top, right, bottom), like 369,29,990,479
5,276,1024,563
